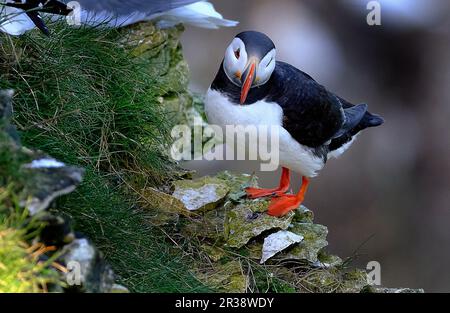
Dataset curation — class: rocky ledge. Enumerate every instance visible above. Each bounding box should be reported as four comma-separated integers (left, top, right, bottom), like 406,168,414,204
142,170,424,293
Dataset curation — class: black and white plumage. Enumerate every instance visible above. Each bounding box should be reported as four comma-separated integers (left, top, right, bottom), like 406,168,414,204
205,31,384,216
0,0,238,35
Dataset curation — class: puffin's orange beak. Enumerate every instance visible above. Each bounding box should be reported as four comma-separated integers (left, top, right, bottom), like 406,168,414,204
240,61,256,104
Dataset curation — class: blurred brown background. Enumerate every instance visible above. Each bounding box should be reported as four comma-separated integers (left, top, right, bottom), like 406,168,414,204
180,0,450,292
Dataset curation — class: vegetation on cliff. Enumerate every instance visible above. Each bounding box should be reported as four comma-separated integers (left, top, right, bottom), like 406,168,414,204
0,22,208,292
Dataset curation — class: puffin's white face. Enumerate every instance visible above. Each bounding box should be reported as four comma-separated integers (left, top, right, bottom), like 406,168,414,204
223,37,276,103
255,48,277,86
223,38,248,86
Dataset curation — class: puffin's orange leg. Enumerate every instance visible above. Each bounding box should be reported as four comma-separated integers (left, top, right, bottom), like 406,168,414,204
245,167,290,199
268,176,310,217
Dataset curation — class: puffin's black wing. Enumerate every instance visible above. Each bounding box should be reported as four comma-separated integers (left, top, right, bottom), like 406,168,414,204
337,96,384,134
267,62,346,147
333,103,367,138
329,96,384,151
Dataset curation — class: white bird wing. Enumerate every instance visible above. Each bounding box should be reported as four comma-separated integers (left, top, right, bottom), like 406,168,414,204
71,0,201,15
154,1,238,29
0,0,237,35
68,0,238,28
0,5,35,36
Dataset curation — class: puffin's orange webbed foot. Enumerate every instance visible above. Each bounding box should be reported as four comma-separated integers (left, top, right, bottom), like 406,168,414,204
267,177,310,217
245,167,290,199
268,194,303,217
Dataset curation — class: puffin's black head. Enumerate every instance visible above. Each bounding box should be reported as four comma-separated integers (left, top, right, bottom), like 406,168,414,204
222,31,276,104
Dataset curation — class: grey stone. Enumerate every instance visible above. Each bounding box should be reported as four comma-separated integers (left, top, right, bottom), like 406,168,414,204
21,158,84,215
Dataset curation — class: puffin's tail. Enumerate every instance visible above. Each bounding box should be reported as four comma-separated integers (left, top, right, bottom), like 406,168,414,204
329,100,384,153
336,96,384,135
352,110,384,135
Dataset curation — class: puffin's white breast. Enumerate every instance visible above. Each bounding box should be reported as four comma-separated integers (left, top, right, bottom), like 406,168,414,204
204,88,325,177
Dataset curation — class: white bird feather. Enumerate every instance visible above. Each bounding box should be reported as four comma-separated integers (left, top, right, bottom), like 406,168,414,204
0,5,35,35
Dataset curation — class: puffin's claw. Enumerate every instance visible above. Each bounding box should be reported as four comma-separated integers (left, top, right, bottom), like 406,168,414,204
268,194,303,217
267,176,310,217
245,167,291,199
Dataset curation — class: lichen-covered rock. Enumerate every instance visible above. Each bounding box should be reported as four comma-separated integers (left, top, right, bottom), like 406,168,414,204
293,205,315,224
20,158,84,215
178,172,258,240
278,222,328,264
200,244,226,262
340,269,371,293
181,203,229,240
316,250,343,268
260,230,303,264
300,268,368,293
364,286,425,293
140,186,190,225
122,22,175,59
216,171,258,203
225,199,294,248
145,170,424,294
122,22,196,129
195,260,248,293
172,177,229,212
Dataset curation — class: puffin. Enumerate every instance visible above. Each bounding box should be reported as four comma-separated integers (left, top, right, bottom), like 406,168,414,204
205,31,384,217
0,0,237,36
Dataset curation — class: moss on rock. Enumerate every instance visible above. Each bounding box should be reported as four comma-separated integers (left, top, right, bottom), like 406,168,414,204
278,222,328,264
195,260,248,293
225,200,294,248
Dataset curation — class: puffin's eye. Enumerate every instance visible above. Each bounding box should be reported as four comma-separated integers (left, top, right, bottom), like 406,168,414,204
234,48,240,59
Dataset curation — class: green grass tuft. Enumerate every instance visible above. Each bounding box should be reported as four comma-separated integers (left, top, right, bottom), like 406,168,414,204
0,21,172,184
0,187,60,293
